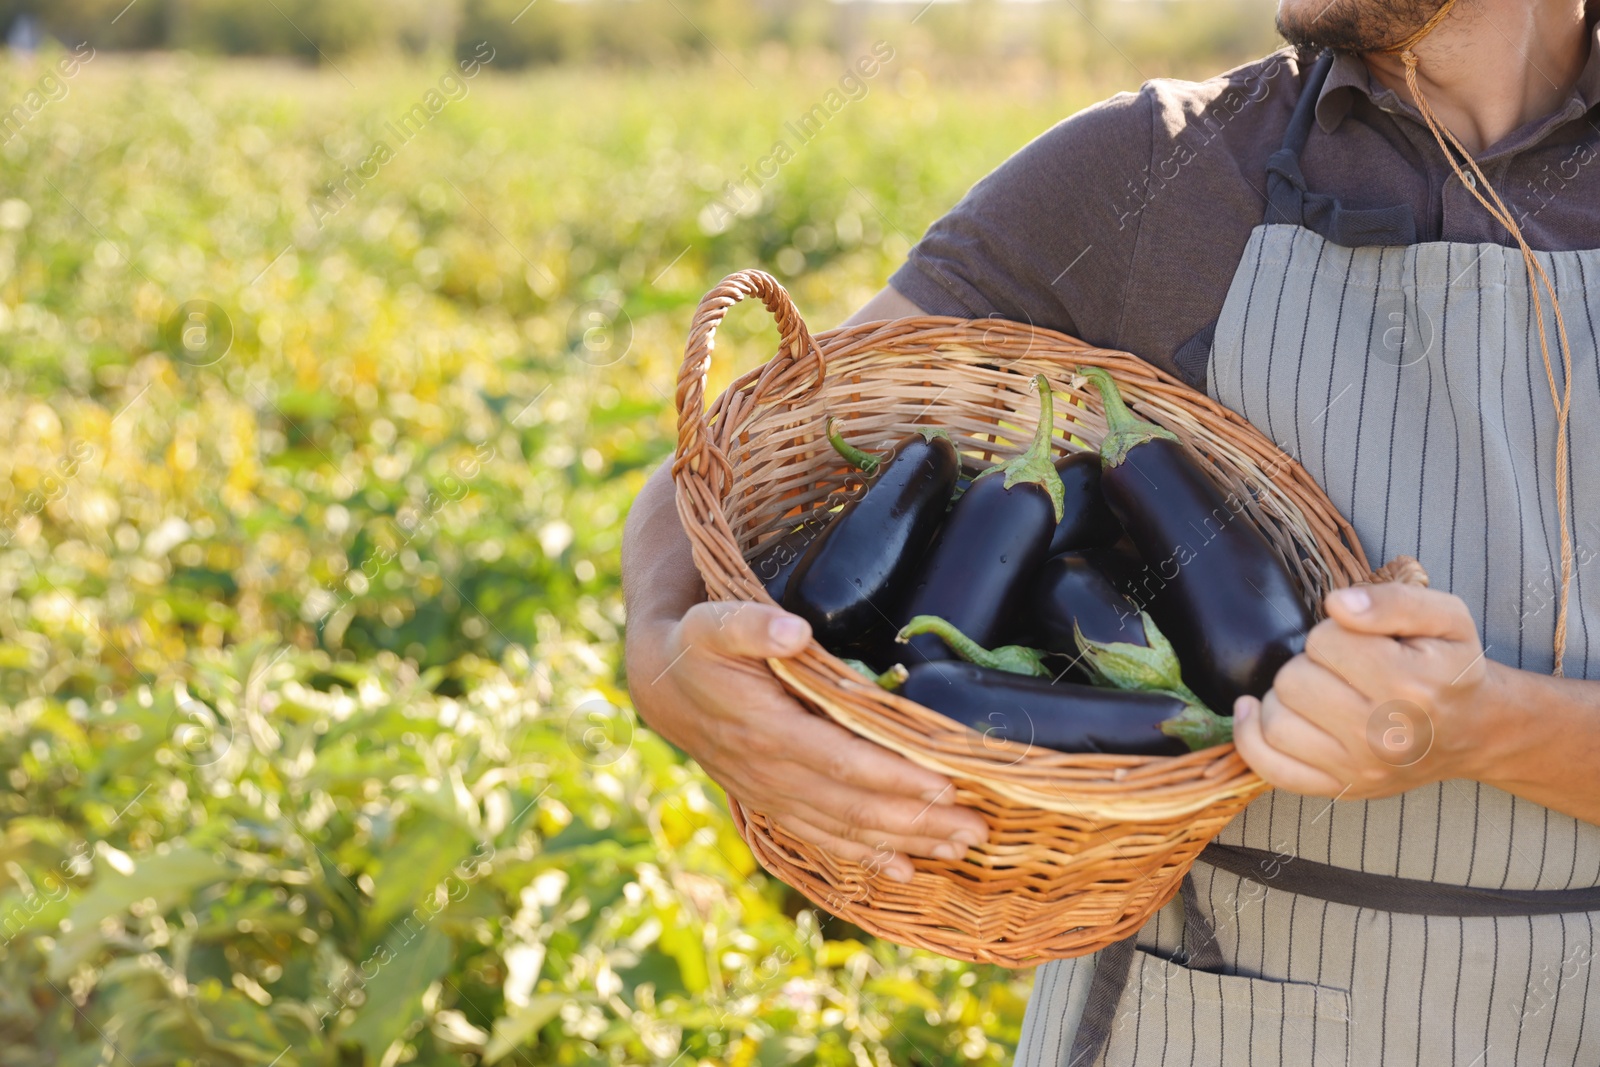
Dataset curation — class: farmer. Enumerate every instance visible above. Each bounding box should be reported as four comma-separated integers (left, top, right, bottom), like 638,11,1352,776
622,0,1600,1061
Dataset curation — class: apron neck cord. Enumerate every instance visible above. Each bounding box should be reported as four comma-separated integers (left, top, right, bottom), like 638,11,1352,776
1375,3,1576,675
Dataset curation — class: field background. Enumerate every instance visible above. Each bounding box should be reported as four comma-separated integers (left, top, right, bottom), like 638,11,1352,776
0,4,1282,1064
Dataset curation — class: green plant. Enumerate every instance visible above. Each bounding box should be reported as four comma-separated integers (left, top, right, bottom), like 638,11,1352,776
0,45,1265,1062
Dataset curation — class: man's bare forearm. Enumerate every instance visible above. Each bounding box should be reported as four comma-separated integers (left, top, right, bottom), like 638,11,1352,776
621,463,705,636
1469,663,1600,827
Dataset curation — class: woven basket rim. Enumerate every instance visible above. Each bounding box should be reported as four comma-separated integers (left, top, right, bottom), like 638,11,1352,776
669,269,1426,966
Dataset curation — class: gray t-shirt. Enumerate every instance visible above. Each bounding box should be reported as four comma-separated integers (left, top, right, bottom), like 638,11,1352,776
889,39,1600,385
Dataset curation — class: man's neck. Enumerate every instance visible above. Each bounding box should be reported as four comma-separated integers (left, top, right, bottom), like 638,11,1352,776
1360,0,1591,155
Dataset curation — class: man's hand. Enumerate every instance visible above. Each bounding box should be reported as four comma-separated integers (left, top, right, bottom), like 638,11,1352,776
618,284,988,882
1232,582,1504,798
625,600,991,882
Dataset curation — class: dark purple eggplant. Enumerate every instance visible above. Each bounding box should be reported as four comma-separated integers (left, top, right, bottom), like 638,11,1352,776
748,418,885,603
831,624,905,675
898,660,1232,756
782,422,959,649
898,375,1066,663
1080,542,1150,598
1048,451,1122,554
1080,367,1312,711
1015,560,1207,703
750,514,835,604
1029,551,1147,655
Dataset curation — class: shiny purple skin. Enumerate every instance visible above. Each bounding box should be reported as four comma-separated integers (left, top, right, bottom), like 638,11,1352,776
782,434,959,649
750,514,835,605
900,660,1189,757
1047,452,1123,555
1101,438,1311,711
1079,541,1148,595
896,472,1057,664
1029,551,1147,655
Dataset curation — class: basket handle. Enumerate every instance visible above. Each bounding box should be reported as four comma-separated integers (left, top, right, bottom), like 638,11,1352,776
674,270,826,490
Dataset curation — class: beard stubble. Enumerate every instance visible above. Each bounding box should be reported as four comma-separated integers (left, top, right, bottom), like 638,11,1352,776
1275,0,1455,52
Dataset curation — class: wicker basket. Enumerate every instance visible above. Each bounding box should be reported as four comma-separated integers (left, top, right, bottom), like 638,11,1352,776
673,270,1399,967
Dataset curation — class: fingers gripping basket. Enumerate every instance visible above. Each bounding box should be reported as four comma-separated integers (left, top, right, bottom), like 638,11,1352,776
673,270,1390,967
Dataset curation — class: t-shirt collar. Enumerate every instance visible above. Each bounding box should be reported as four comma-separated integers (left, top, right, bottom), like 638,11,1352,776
1314,23,1600,154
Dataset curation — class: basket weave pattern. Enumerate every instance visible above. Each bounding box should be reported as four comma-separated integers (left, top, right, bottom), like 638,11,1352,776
673,270,1384,967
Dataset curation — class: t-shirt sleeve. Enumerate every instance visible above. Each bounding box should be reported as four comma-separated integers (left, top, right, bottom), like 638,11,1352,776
887,87,1156,349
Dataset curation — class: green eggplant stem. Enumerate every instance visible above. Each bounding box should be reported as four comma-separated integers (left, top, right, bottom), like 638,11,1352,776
1160,701,1236,751
1073,614,1205,707
1069,612,1226,750
895,615,1049,677
990,374,1066,523
1078,366,1178,468
825,416,880,476
842,658,908,689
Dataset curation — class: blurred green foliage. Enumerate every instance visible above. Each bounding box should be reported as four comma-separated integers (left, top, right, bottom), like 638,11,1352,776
0,22,1281,1065
0,0,1281,75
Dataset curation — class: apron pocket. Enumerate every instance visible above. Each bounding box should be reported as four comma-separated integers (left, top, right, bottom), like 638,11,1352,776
1099,947,1351,1067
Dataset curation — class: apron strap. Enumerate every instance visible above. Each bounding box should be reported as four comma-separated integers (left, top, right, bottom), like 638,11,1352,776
1264,49,1333,226
1064,934,1134,1066
1263,49,1418,246
1066,873,1223,1065
1199,842,1600,916
1065,843,1600,1065
1172,320,1218,390
1176,869,1228,969
1175,49,1421,392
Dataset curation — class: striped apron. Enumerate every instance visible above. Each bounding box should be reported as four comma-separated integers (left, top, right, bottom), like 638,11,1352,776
1017,51,1600,1067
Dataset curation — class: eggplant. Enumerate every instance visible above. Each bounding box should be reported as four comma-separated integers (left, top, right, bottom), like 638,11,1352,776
831,624,905,675
1080,541,1146,593
1030,551,1147,655
1080,367,1312,711
1083,540,1182,619
1048,451,1123,554
749,419,885,602
1089,544,1188,630
898,375,1066,663
1016,560,1208,704
898,660,1233,756
782,421,960,649
750,514,835,604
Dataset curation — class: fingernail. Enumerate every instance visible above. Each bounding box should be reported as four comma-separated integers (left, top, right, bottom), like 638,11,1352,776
1334,587,1371,613
920,786,953,804
769,614,809,649
952,828,985,848
886,863,913,883
1235,696,1255,722
934,843,963,861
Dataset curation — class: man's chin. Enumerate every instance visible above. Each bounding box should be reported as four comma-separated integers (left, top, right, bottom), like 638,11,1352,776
1275,0,1445,53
